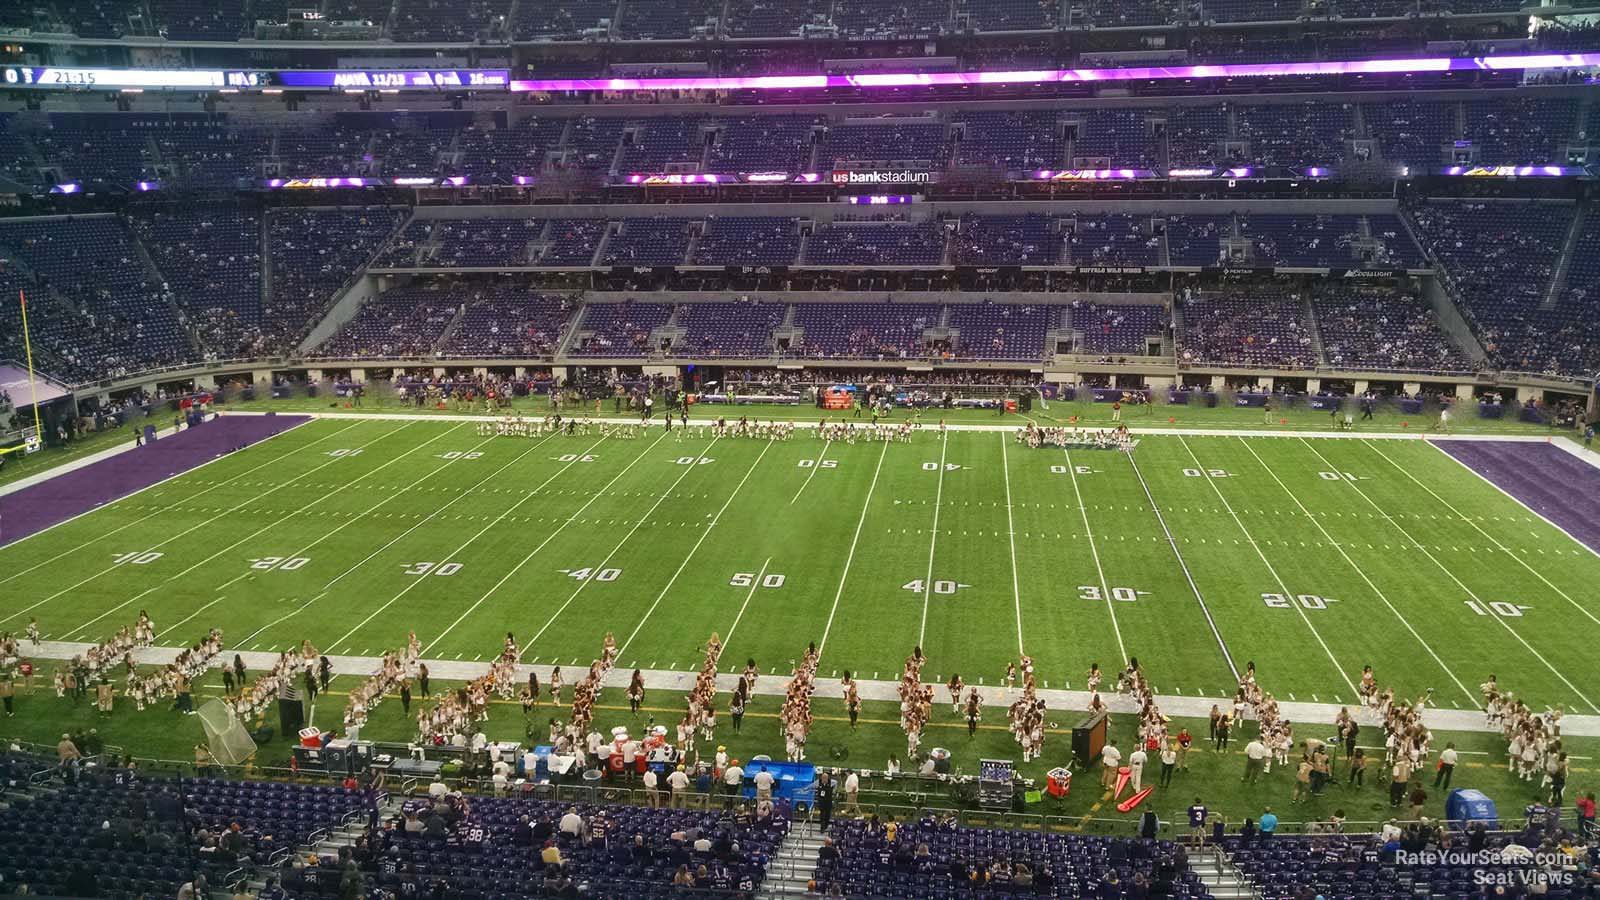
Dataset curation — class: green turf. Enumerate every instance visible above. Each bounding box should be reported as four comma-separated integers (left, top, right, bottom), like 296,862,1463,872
3,415,1597,715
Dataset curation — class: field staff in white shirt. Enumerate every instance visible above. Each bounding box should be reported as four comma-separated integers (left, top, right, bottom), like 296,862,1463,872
722,760,744,807
1128,747,1148,793
643,768,660,807
1243,738,1269,784
1100,740,1122,789
1434,743,1459,790
667,766,690,808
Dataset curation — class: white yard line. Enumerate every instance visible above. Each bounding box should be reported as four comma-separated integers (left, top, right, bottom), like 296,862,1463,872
423,431,668,654
1400,441,1600,626
59,423,425,641
0,416,330,582
619,439,776,655
317,431,566,593
0,420,386,630
998,434,1024,657
323,432,607,651
1061,442,1128,663
790,439,832,505
1237,437,1478,707
917,431,948,649
1123,446,1238,681
208,424,471,595
1176,435,1357,695
1297,437,1599,714
231,427,517,647
719,557,772,650
817,441,890,659
519,438,723,659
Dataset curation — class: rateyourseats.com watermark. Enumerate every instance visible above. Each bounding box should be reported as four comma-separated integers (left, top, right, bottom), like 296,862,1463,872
1395,850,1577,887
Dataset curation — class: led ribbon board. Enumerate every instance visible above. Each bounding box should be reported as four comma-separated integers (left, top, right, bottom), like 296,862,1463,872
271,69,509,89
509,52,1600,93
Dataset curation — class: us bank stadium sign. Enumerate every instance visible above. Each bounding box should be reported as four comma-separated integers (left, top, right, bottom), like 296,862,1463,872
828,170,939,186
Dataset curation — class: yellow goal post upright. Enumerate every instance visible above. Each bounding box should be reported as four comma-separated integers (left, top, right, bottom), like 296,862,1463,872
0,289,47,456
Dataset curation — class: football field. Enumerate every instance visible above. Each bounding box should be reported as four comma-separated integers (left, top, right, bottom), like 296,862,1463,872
3,414,1597,716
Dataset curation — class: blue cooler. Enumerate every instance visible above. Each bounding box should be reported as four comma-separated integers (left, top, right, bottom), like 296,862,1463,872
1445,788,1498,829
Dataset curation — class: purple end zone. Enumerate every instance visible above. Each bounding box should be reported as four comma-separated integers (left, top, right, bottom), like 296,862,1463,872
0,414,310,548
1434,440,1600,554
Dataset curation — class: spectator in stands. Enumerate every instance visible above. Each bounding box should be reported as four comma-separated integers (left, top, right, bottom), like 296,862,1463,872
1258,807,1278,839
560,806,586,839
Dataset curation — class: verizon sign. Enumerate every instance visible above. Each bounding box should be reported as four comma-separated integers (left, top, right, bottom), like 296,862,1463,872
829,169,938,186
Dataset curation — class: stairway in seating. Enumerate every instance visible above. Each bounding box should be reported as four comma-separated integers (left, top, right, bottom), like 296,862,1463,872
126,221,205,357
433,302,469,352
758,819,824,900
239,793,404,898
1192,845,1259,899
1541,202,1587,311
1301,294,1328,365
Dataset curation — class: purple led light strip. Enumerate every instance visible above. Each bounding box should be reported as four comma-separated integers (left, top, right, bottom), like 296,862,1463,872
510,52,1600,93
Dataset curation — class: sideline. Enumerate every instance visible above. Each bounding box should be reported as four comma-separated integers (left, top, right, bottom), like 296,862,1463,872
215,408,1580,446
23,639,1600,739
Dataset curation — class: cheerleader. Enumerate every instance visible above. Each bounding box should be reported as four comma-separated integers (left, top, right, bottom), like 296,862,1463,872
947,673,964,713
1085,663,1102,694
965,688,983,738
1359,665,1377,708
742,659,759,696
550,666,563,705
1003,662,1017,690
628,669,645,713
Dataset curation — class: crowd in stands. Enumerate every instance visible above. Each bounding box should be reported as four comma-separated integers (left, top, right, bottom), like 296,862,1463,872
268,207,409,353
0,217,190,382
804,221,948,267
1314,286,1471,372
1227,818,1589,900
1179,288,1318,368
791,301,941,358
570,300,675,356
129,204,264,360
440,291,577,359
673,299,785,357
1070,302,1169,356
18,192,1598,380
1409,199,1578,376
814,814,1210,898
0,748,367,899
947,302,1052,360
602,218,696,267
1067,215,1161,268
315,285,460,358
0,88,1588,193
693,217,803,268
